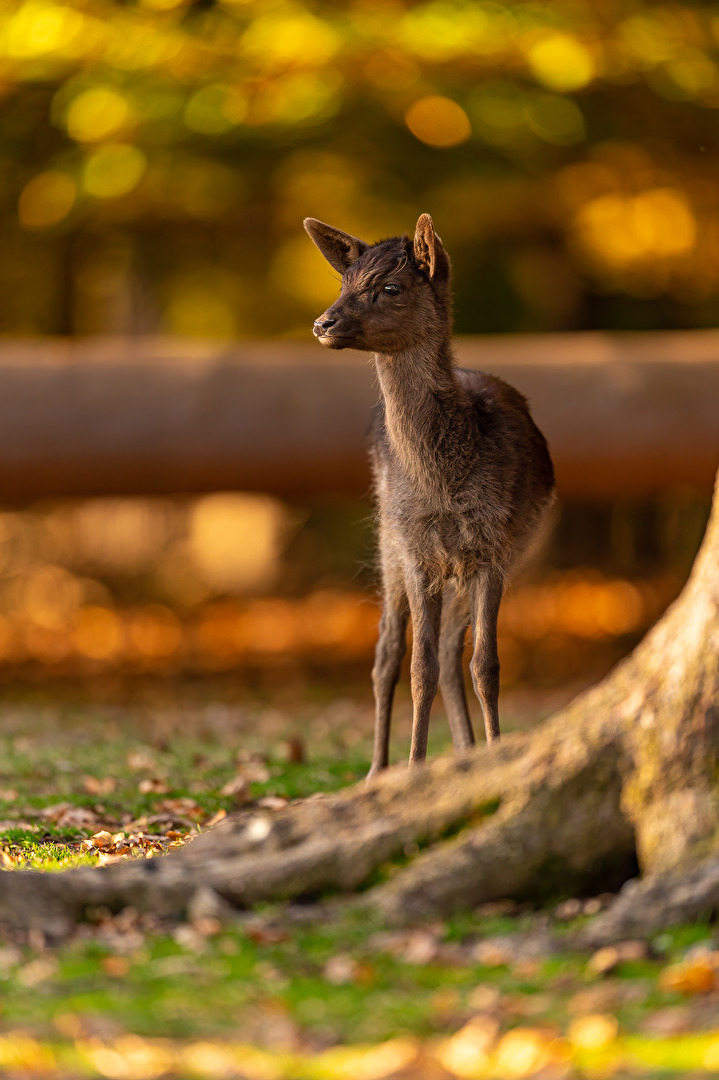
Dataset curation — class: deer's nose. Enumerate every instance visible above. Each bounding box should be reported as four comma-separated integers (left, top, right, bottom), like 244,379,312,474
313,317,336,336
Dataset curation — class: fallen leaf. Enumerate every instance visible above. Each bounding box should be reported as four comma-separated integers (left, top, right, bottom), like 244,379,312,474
39,803,100,828
126,749,157,771
245,924,290,946
659,957,717,995
138,778,170,795
493,1027,564,1079
468,985,502,1012
472,940,513,967
437,1017,499,1077
256,795,288,811
220,775,250,801
83,776,116,796
90,831,115,849
568,1013,619,1050
639,1005,695,1036
158,797,201,817
17,956,58,988
323,954,361,985
191,917,222,938
554,898,583,921
588,940,649,975
0,820,39,833
101,956,130,977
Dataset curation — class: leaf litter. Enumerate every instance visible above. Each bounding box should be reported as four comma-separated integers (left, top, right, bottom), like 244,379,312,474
3,702,719,1076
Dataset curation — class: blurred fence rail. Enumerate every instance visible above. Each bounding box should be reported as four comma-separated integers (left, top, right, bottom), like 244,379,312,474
0,333,716,502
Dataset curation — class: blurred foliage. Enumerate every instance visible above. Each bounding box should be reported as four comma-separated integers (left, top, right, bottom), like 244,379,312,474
0,491,707,685
3,0,719,336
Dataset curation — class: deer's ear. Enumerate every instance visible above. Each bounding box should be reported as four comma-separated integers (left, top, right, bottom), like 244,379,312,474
304,218,368,274
413,213,449,281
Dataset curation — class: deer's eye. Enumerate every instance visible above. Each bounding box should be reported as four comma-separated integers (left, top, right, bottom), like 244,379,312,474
383,283,400,296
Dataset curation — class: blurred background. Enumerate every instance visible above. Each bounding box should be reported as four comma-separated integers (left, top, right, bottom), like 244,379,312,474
0,0,716,718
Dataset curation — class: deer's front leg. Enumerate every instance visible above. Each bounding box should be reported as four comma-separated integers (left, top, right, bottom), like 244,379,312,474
469,566,504,744
406,568,443,765
368,562,408,778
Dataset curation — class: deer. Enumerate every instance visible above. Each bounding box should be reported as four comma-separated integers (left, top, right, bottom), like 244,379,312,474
304,213,555,776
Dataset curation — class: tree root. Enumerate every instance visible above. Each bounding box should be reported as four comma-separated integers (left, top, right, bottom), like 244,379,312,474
577,847,719,948
1,471,718,944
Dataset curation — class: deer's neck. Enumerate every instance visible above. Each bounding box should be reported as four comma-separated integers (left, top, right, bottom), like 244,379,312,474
374,343,477,494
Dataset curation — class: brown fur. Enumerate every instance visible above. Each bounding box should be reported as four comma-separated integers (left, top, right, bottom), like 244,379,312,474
304,214,555,773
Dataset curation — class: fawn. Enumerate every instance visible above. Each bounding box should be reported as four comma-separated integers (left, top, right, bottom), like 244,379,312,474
305,213,555,775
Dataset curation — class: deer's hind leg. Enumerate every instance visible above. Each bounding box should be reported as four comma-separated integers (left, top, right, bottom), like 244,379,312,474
439,582,475,751
368,553,408,778
469,565,504,744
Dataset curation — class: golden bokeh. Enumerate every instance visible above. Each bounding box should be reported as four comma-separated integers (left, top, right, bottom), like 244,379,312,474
83,144,147,199
405,95,472,148
2,0,719,326
18,170,76,228
65,86,133,142
526,33,596,92
189,493,288,593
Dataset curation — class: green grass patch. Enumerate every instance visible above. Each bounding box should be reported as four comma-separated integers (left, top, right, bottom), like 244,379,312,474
1,692,719,1070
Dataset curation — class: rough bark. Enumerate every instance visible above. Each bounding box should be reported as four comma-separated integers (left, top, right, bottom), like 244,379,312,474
1,471,718,943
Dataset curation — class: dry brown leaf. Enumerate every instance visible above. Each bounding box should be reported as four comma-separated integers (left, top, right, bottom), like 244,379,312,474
138,777,170,795
17,956,58,988
96,852,129,867
219,775,251,801
90,831,115,849
159,797,201,816
323,954,361,985
472,940,514,967
39,803,100,828
0,788,18,801
468,985,502,1012
83,776,116,796
204,810,227,828
191,917,222,938
101,956,131,977
554,898,583,921
588,940,649,975
639,1005,695,1036
493,1027,568,1078
238,761,271,784
437,1016,499,1076
245,925,290,946
659,957,718,995
0,820,38,833
126,749,157,771
256,795,288,811
567,1013,619,1050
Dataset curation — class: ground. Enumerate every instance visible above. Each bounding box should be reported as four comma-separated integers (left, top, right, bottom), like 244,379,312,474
2,687,719,1079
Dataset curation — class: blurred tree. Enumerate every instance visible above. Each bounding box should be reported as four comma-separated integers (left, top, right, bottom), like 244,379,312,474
2,0,719,337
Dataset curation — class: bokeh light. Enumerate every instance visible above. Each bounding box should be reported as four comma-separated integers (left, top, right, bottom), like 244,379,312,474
65,87,133,142
18,171,76,229
1,0,719,333
405,95,472,148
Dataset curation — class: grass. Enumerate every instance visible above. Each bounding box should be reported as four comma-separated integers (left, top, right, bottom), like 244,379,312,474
1,685,719,1078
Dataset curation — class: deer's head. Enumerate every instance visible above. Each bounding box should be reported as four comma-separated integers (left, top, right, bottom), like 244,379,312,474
304,214,451,353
